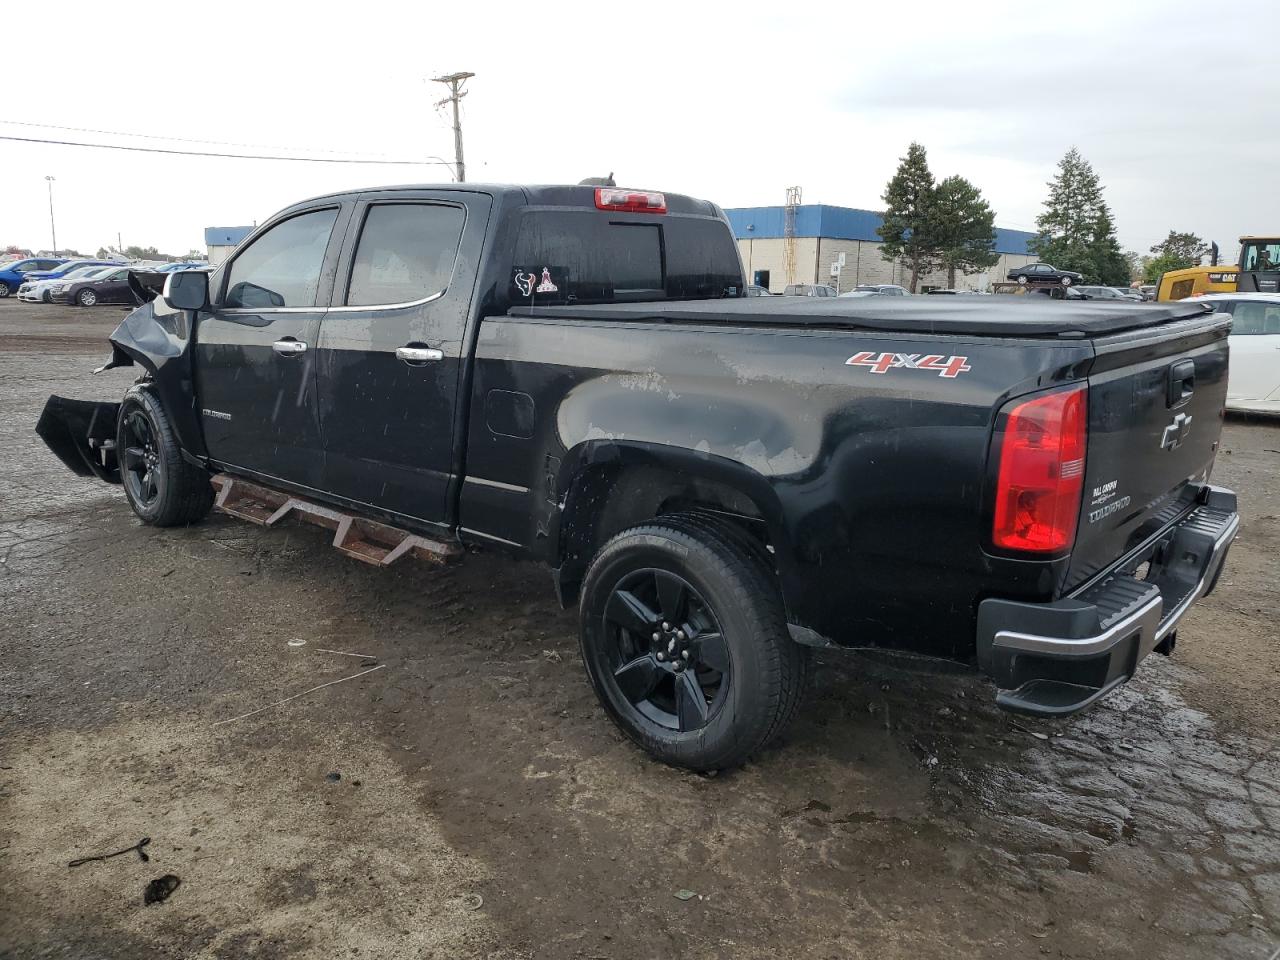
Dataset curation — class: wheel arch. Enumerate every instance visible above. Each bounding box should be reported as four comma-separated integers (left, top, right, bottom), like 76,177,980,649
550,439,795,606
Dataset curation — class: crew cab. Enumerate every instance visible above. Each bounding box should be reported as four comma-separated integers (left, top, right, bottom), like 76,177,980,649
36,183,1239,770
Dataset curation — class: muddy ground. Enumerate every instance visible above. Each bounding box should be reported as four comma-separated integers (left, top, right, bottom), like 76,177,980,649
1,298,1278,960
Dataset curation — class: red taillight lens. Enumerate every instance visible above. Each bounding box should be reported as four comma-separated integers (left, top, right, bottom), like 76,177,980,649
594,188,667,214
992,387,1087,554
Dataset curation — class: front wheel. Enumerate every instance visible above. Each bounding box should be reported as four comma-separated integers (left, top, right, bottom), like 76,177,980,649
1060,275,1073,286
579,516,809,771
77,288,98,306
0,281,10,297
117,385,214,526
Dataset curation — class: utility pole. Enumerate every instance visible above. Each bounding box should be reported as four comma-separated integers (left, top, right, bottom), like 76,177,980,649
432,71,474,182
45,176,57,255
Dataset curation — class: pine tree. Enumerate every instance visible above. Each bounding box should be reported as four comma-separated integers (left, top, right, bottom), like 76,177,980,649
933,175,999,288
1030,148,1127,285
877,143,939,293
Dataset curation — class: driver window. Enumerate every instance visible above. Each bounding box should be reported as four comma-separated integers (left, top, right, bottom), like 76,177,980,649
225,209,339,309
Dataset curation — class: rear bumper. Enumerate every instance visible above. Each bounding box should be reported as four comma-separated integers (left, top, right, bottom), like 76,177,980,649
976,485,1238,717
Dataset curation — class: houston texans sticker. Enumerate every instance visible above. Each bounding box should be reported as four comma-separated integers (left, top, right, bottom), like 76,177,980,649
846,351,972,378
513,266,562,299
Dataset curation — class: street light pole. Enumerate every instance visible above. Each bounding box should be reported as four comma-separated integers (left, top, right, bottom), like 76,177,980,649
45,176,57,256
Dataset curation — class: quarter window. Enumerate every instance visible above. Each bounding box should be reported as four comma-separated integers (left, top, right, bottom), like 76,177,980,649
225,208,339,309
346,203,465,307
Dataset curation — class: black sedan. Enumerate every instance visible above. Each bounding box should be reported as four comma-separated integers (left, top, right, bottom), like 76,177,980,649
1007,262,1084,286
51,267,137,306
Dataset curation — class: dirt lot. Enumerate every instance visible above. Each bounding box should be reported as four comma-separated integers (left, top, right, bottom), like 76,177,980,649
1,298,1278,960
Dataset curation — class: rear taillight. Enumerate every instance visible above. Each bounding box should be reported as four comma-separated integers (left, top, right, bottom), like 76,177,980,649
992,386,1087,554
594,188,667,214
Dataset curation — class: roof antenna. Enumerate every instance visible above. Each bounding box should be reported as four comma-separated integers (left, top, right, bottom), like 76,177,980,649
579,172,616,186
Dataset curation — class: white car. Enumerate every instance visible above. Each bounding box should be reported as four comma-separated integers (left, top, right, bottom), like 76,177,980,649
16,264,120,303
1197,293,1280,414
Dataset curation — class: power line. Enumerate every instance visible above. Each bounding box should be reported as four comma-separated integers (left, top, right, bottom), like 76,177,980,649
0,134,451,167
0,118,400,158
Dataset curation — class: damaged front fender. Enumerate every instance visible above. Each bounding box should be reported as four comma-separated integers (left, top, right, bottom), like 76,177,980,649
35,286,209,483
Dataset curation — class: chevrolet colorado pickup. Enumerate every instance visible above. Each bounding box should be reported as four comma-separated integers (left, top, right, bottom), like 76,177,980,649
37,183,1239,771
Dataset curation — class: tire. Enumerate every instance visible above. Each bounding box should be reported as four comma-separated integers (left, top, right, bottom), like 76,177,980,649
42,290,52,303
1060,276,1073,286
0,281,10,297
1016,275,1027,285
579,514,809,771
77,288,97,307
117,385,214,527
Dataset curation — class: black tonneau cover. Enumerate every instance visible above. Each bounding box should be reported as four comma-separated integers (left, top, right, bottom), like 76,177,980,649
510,296,1217,338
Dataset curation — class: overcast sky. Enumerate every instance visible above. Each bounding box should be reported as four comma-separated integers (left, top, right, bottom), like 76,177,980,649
4,0,1273,258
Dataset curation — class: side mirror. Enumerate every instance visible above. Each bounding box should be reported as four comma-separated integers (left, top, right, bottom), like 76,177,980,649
164,269,209,311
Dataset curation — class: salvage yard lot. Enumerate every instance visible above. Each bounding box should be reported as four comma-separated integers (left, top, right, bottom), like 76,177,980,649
1,298,1278,959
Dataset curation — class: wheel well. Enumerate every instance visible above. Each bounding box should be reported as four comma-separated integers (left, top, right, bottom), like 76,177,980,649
555,463,771,605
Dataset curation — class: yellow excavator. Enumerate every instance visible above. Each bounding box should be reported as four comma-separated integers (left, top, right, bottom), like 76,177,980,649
1155,236,1280,300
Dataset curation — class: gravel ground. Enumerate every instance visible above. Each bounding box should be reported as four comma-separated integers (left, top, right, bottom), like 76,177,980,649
1,298,1278,960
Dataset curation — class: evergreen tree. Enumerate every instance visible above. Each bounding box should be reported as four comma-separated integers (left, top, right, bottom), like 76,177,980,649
1149,230,1210,270
933,175,999,288
1030,148,1127,285
877,143,939,293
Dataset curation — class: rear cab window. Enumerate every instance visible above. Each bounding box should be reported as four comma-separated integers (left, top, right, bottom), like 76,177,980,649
508,211,741,306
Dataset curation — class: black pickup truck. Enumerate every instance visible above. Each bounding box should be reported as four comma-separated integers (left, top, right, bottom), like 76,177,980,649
37,183,1239,771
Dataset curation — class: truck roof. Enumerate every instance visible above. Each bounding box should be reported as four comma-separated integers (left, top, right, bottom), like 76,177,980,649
512,295,1219,338
287,183,724,217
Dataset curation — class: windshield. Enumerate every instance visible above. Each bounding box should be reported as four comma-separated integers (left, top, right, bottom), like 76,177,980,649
60,265,112,280
1241,241,1280,272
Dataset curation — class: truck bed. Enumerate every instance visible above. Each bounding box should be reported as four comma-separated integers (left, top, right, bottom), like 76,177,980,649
512,296,1216,338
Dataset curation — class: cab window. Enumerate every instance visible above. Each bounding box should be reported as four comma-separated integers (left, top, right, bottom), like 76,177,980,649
345,203,466,307
224,208,339,309
1224,301,1280,335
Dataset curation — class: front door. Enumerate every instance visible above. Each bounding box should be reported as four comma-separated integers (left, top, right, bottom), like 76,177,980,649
316,192,489,528
194,204,348,490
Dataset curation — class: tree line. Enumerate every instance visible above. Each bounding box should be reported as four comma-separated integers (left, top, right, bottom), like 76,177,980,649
876,143,1210,291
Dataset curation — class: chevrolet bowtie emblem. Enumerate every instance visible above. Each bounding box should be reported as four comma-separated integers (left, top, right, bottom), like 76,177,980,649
1161,412,1193,451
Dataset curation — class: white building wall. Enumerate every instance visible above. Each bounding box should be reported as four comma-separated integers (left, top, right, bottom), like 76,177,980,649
741,237,1036,294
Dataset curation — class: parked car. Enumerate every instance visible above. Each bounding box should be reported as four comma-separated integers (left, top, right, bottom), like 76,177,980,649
744,284,772,297
1193,293,1280,414
782,283,836,297
0,257,67,297
1078,285,1143,302
154,261,211,273
50,266,140,307
17,265,119,302
841,284,907,298
38,183,1238,772
20,259,122,285
1008,263,1084,286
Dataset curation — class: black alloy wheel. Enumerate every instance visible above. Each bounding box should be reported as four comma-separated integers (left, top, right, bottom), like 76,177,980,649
602,567,731,734
120,407,164,510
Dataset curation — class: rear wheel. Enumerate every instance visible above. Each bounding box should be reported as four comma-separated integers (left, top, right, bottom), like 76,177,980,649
1016,274,1027,285
117,385,214,526
579,515,809,771
77,288,97,307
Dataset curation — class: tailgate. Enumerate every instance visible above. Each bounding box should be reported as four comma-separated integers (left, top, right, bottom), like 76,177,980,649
1066,311,1232,590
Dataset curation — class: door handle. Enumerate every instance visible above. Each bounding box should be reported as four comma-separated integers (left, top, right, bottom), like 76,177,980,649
396,345,444,364
272,339,307,356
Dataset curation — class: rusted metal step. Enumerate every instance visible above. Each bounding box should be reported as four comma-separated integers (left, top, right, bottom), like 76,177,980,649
209,475,461,567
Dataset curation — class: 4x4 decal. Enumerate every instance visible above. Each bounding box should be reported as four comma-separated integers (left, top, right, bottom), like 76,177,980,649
846,351,972,379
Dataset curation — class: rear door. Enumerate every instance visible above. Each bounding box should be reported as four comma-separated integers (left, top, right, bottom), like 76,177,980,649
194,203,349,490
315,191,490,529
1065,310,1232,588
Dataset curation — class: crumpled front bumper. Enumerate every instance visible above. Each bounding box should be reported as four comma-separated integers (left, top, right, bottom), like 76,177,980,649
976,485,1238,716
